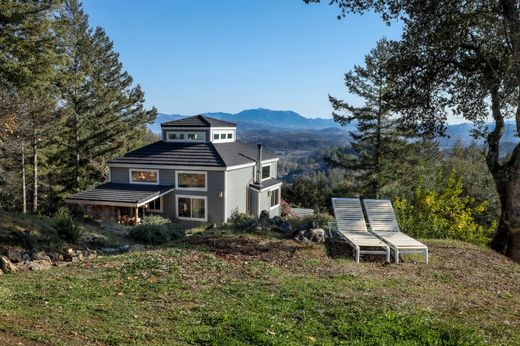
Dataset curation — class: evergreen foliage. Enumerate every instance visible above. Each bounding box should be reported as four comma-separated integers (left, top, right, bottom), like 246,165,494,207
327,39,413,198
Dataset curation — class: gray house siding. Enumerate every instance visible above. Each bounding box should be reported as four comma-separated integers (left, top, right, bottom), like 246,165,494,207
225,166,255,220
110,167,130,183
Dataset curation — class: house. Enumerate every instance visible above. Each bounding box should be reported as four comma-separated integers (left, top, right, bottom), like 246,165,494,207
66,115,282,225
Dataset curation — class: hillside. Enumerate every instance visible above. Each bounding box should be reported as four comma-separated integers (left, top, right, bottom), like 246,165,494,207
0,229,519,345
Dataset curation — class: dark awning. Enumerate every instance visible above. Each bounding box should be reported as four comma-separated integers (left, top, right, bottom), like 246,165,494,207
66,183,174,207
249,178,283,192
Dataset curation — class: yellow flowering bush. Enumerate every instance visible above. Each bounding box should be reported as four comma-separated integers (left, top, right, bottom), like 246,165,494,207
394,170,494,244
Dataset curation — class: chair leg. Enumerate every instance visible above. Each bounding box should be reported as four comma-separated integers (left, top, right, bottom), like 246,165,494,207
395,249,400,264
386,246,390,263
425,248,429,264
355,245,360,263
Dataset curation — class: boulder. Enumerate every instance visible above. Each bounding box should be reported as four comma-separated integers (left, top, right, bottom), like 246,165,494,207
47,252,64,262
29,260,52,271
15,261,30,272
2,247,22,263
272,216,283,226
0,256,17,273
22,253,31,261
31,251,48,261
274,222,293,234
305,228,326,243
0,268,3,275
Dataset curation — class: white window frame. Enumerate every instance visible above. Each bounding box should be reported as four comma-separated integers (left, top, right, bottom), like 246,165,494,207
261,164,271,181
176,195,208,222
175,170,208,191
146,197,163,213
129,169,160,185
165,131,206,143
269,188,280,210
211,128,236,143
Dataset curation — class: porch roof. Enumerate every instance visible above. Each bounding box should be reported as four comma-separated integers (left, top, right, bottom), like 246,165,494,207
66,183,174,207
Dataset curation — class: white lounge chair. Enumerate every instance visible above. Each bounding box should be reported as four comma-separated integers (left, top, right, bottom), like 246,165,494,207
362,199,428,264
331,198,390,263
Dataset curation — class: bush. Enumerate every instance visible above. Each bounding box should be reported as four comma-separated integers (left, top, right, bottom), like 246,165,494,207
53,207,83,244
128,221,184,245
225,209,255,231
394,170,494,244
284,212,334,231
140,214,170,225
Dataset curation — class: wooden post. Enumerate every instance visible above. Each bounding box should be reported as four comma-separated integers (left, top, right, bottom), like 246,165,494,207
134,207,139,225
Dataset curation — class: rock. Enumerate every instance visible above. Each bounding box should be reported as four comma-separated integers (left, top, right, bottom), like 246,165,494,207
0,256,16,273
31,251,47,261
305,228,326,243
272,216,283,226
2,247,22,263
274,222,294,235
29,260,52,271
22,253,31,261
0,268,3,275
47,252,63,262
54,261,72,267
98,245,129,255
15,261,30,272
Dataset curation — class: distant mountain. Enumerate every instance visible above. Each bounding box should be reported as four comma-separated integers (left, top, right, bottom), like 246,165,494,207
150,108,345,133
149,108,518,150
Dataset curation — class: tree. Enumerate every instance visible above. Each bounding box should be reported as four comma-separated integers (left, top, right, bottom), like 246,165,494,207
55,0,157,193
328,39,411,198
0,0,62,213
307,0,520,261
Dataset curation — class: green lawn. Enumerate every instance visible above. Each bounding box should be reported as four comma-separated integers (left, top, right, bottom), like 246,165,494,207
0,231,519,345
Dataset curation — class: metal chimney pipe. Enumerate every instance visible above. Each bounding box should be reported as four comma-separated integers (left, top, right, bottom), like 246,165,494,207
256,144,263,184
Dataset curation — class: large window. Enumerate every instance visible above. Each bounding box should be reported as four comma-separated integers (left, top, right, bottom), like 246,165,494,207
146,197,162,212
130,169,158,184
262,165,271,180
211,130,235,143
176,171,207,191
270,188,280,208
166,131,206,142
177,196,206,221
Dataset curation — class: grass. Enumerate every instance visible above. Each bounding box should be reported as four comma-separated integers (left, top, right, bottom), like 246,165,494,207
0,211,130,251
0,222,519,345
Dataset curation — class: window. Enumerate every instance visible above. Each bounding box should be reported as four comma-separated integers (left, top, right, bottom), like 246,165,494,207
130,169,158,184
146,197,162,212
187,132,205,141
176,171,207,190
270,188,280,208
177,196,206,221
262,165,271,180
167,132,185,141
166,131,205,142
211,130,235,143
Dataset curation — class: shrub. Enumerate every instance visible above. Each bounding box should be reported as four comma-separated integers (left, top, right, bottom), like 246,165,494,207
53,207,83,244
128,224,169,245
140,214,170,225
394,170,494,244
284,212,334,231
225,209,255,231
280,199,294,217
128,221,184,245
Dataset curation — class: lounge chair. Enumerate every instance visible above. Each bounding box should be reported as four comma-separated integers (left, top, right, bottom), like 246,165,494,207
362,199,428,264
331,198,390,263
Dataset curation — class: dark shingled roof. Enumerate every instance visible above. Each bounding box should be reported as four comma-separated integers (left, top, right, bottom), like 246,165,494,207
161,114,236,128
108,140,278,168
250,178,283,191
66,183,174,206
109,142,225,167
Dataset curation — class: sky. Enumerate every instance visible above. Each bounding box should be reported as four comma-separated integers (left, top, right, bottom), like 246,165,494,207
83,0,404,119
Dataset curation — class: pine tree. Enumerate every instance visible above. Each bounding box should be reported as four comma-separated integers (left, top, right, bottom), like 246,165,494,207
55,0,157,193
327,39,410,198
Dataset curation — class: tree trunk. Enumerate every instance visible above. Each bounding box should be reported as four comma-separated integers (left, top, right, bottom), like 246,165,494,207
31,133,38,213
21,140,26,214
74,111,80,192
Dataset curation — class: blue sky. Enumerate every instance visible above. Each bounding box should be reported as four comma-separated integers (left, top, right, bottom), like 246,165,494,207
83,0,403,119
